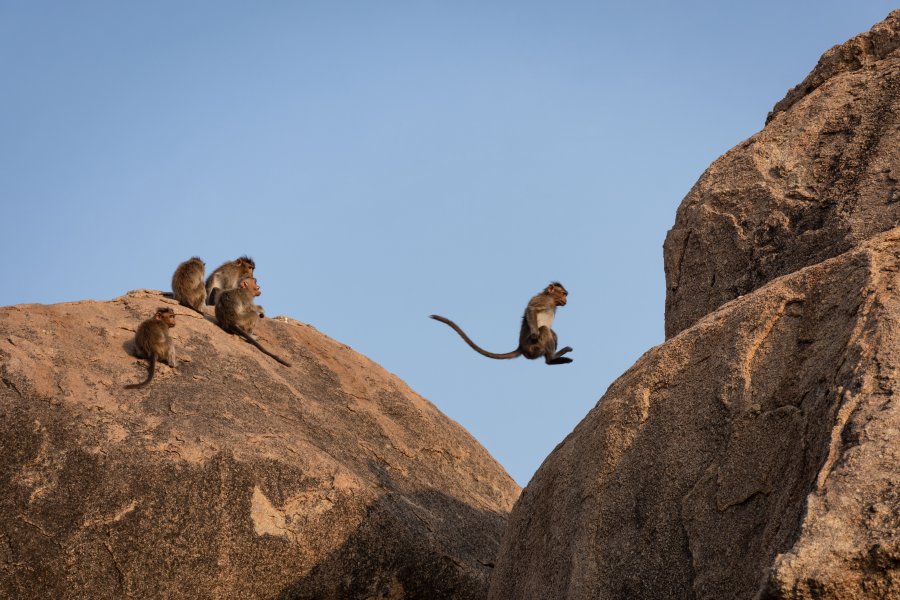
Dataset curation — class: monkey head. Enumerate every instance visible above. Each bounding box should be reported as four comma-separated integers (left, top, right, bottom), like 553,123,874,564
546,282,568,306
154,307,177,328
237,256,256,276
240,277,262,297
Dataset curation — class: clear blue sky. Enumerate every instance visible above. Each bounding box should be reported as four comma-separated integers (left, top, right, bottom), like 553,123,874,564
2,2,895,485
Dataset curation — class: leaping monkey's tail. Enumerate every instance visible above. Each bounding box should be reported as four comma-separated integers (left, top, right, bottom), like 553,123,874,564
430,315,522,360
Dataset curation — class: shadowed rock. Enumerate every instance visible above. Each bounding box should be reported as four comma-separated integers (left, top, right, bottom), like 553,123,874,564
0,291,519,599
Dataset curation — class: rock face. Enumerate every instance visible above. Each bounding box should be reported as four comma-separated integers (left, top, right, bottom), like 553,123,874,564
491,13,899,600
664,10,900,339
0,290,520,599
491,229,900,600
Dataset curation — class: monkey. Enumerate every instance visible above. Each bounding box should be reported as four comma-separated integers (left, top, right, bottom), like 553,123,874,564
205,256,255,305
215,277,291,366
171,257,206,313
125,307,178,389
431,282,573,365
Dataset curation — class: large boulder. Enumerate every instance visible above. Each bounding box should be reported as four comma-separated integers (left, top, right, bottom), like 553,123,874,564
664,10,900,339
490,229,899,599
0,290,519,599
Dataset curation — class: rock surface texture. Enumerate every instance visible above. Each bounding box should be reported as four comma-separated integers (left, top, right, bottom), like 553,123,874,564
491,230,900,600
491,13,899,600
664,10,900,339
0,291,520,599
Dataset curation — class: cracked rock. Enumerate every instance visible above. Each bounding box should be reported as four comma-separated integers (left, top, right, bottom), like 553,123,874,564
490,229,900,600
664,10,900,339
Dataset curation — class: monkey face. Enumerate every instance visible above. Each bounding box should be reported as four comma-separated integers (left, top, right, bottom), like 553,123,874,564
155,308,177,328
237,256,256,276
547,284,568,306
241,277,262,297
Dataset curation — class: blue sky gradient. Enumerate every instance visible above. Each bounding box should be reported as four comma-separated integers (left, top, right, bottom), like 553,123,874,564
2,2,895,484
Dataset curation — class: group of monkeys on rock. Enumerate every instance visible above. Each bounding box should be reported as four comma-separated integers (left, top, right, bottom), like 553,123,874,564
126,254,573,389
125,256,289,389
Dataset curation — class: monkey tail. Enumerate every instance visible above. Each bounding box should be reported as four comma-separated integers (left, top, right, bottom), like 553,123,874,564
429,315,522,360
125,355,157,389
231,325,292,367
182,301,205,315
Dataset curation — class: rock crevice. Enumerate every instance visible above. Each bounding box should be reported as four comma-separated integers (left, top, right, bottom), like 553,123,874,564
492,12,900,599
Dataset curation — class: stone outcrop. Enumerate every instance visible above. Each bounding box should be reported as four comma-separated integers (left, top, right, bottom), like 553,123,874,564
0,290,520,599
490,229,899,600
664,10,900,339
492,13,899,600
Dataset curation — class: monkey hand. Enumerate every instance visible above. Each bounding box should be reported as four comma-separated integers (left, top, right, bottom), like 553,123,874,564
527,326,549,342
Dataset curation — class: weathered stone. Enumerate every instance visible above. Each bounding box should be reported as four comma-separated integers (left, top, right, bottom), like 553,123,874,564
768,10,900,123
490,230,900,600
0,291,519,599
664,10,900,339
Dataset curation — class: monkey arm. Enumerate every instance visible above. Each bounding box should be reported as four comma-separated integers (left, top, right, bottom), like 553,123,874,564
524,296,553,339
524,303,539,337
524,320,541,342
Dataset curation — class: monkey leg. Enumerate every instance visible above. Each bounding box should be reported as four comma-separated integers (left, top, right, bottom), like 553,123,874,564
166,343,178,368
547,354,572,365
188,297,205,314
521,326,550,360
546,355,573,365
538,329,573,364
243,321,260,339
538,327,559,364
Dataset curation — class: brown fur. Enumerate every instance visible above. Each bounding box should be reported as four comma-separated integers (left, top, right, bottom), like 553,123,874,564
215,277,290,366
171,257,206,313
125,307,178,389
205,256,255,305
431,282,573,365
